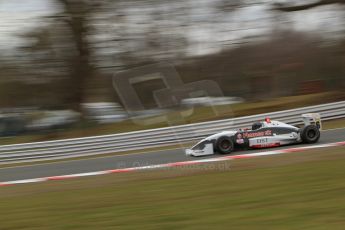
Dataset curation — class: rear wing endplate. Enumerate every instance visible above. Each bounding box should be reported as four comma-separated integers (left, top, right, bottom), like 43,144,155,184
301,113,322,130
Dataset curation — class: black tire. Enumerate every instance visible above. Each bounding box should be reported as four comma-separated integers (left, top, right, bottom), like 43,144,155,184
215,136,234,154
300,125,320,144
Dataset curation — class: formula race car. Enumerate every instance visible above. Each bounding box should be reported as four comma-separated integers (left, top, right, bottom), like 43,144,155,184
185,113,322,156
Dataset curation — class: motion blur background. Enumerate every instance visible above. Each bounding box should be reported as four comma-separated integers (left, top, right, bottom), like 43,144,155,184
0,0,345,141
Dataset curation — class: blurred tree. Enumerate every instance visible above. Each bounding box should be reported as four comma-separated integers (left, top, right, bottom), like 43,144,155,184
58,0,95,111
13,17,77,108
273,0,345,11
272,0,345,90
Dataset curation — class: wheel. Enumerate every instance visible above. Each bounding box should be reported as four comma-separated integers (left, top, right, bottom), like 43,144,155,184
300,125,320,144
215,136,234,154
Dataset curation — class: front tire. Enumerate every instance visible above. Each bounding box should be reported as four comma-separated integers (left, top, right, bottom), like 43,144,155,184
300,125,320,144
215,136,234,154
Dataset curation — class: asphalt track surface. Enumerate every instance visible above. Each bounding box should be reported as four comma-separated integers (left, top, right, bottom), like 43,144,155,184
0,128,344,182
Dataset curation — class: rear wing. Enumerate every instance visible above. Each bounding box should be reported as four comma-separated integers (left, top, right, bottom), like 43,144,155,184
301,113,322,130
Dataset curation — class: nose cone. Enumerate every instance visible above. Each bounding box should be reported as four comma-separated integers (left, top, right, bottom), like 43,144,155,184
185,149,193,156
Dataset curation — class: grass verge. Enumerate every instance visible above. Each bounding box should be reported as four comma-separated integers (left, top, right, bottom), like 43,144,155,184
1,146,345,229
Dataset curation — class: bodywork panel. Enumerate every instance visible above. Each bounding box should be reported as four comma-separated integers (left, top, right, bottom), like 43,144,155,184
185,121,301,156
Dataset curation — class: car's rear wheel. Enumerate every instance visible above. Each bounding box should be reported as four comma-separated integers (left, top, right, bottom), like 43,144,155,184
300,125,320,144
216,136,234,154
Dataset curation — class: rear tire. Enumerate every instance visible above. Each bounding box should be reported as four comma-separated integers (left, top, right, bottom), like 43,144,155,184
300,125,320,144
216,136,234,154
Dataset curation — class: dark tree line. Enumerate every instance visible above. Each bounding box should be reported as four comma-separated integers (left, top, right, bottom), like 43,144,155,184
1,0,344,109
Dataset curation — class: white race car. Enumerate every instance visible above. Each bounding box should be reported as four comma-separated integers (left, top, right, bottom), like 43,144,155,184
185,113,321,156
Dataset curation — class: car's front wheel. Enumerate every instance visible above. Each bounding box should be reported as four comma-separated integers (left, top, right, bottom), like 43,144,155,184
216,136,234,154
300,125,320,144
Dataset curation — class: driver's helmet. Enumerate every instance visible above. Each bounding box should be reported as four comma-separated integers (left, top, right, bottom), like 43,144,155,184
252,122,262,130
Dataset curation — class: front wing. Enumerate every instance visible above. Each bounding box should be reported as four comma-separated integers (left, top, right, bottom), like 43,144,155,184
185,142,215,156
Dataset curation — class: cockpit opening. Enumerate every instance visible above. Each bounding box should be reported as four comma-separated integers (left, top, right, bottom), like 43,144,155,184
252,122,262,130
